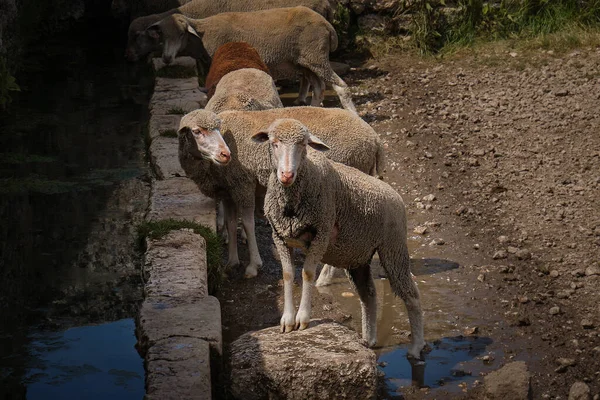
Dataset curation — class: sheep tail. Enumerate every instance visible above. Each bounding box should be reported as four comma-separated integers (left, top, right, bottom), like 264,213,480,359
326,21,338,53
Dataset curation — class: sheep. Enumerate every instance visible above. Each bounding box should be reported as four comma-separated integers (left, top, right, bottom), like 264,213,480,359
148,7,356,111
251,118,425,359
111,0,192,19
204,42,271,101
125,0,333,62
205,69,283,114
178,107,384,279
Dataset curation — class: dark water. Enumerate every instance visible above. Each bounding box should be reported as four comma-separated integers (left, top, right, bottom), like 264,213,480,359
0,14,153,399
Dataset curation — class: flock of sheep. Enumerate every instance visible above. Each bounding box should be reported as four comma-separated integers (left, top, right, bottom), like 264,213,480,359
118,0,426,359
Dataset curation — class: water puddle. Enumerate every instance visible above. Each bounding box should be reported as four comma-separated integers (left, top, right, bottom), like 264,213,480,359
319,253,504,396
21,319,144,399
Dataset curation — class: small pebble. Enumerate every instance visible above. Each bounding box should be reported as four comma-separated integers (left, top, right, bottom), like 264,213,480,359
549,306,560,315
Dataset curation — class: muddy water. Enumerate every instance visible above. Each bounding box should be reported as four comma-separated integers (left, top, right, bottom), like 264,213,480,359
0,20,153,398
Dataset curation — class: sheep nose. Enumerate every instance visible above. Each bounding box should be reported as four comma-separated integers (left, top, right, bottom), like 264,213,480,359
280,172,295,185
220,151,230,162
163,56,173,65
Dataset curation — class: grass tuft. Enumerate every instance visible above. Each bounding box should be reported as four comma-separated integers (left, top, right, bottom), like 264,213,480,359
166,107,186,115
137,219,224,294
159,129,178,138
155,65,197,79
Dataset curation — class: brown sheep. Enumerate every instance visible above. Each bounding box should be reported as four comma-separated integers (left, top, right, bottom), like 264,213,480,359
204,42,270,100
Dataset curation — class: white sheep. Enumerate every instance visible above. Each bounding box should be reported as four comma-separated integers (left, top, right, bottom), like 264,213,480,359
251,118,425,359
178,107,384,279
149,7,356,110
125,0,332,61
205,68,283,114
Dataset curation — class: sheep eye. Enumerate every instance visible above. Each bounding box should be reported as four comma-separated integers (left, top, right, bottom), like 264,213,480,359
192,128,202,136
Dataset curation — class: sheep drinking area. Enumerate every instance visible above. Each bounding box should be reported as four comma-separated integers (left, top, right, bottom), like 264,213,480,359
5,0,598,399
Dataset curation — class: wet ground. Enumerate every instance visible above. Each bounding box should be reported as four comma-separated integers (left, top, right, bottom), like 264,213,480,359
0,19,153,399
218,83,546,399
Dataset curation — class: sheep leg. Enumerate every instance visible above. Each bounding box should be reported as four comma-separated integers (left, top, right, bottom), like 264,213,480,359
217,201,227,244
315,264,336,287
330,72,357,113
346,264,378,347
293,74,310,106
309,77,325,107
241,206,262,279
275,239,296,333
223,200,240,268
380,247,425,359
295,258,318,330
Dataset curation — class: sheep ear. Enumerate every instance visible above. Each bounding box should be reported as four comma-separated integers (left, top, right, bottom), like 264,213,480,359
307,134,330,152
177,127,189,136
187,24,201,38
147,24,161,40
251,131,269,143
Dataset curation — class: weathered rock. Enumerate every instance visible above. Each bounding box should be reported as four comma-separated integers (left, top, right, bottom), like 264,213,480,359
331,61,351,76
148,177,216,231
357,14,388,33
568,381,591,400
230,322,378,400
138,296,222,356
155,77,200,92
349,0,404,14
484,361,531,400
146,337,212,400
145,230,208,299
153,56,198,73
149,115,182,140
150,136,185,179
585,265,600,276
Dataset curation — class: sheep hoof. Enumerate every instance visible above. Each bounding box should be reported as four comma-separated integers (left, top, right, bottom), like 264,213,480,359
280,313,296,333
244,264,259,279
407,342,426,361
293,99,307,106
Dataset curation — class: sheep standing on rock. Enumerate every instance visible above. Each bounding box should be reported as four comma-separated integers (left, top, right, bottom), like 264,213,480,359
125,0,332,62
251,119,425,359
178,108,384,279
150,7,356,110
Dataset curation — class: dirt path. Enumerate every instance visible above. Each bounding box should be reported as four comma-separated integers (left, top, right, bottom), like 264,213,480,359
218,47,599,399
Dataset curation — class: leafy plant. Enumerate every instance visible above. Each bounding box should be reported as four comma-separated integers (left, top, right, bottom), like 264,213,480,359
0,57,20,109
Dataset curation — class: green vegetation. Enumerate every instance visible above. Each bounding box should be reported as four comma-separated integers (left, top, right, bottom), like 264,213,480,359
333,3,352,44
408,0,600,54
167,107,186,115
159,129,178,138
0,56,20,109
155,65,197,79
137,219,224,294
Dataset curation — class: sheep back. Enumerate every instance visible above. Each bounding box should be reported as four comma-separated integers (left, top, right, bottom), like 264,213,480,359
219,107,383,184
205,42,271,100
205,68,283,113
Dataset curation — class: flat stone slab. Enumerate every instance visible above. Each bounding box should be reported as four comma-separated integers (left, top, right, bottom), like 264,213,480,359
155,77,200,92
150,136,185,179
484,361,531,400
148,177,216,231
149,115,181,140
230,322,378,400
150,89,206,116
139,296,222,356
145,230,208,299
146,337,211,400
153,56,198,72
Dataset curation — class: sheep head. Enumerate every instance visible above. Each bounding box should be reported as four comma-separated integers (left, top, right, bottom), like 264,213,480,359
150,14,203,65
179,110,231,166
252,119,329,187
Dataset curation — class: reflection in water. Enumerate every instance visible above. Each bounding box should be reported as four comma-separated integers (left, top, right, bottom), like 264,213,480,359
24,319,144,399
0,14,153,400
320,257,505,397
378,336,497,394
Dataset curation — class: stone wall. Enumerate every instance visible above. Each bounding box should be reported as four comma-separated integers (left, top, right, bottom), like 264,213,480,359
138,57,222,400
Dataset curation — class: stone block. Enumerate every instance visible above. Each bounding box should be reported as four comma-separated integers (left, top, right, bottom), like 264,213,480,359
153,56,198,72
145,230,208,299
149,115,181,140
230,322,377,400
146,337,211,400
148,177,216,231
149,136,185,179
139,296,222,356
155,77,199,92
